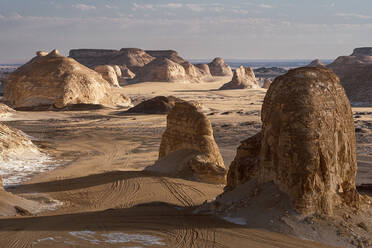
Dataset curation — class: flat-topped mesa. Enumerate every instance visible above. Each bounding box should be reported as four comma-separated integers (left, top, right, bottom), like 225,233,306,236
351,47,372,57
306,59,326,68
135,57,187,83
327,48,372,105
220,66,259,90
146,50,185,64
226,67,361,215
5,49,131,109
148,101,227,184
94,65,120,87
208,57,233,77
69,48,155,72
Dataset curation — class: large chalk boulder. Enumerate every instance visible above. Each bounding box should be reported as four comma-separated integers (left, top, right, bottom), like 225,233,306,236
5,50,131,109
208,57,233,77
94,65,120,87
226,67,361,215
148,101,227,183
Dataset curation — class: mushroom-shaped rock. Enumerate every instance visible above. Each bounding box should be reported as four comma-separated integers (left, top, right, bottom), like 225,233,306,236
94,65,120,87
226,67,361,215
306,59,326,68
208,57,233,77
220,66,259,90
5,50,131,109
126,96,184,114
135,57,187,83
147,101,227,183
262,79,272,89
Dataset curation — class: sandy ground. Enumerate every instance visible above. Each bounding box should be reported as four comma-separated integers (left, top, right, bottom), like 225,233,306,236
0,77,370,247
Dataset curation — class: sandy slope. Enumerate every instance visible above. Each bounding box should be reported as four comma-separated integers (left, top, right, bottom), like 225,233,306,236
0,77,369,247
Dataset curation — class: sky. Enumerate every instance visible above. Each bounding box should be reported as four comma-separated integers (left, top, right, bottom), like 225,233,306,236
0,0,372,63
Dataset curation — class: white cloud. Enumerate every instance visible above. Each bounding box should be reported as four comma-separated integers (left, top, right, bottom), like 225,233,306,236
259,4,274,9
185,4,204,12
335,13,371,20
72,4,96,11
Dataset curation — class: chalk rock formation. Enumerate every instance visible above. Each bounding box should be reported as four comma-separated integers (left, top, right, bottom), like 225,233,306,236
127,96,184,114
69,48,155,72
94,65,120,87
149,101,226,183
262,78,272,89
226,67,360,215
112,65,122,78
146,50,185,64
5,50,131,109
307,59,326,68
195,64,212,76
181,62,203,83
135,57,187,83
208,58,233,77
120,65,135,79
220,66,259,90
0,103,14,117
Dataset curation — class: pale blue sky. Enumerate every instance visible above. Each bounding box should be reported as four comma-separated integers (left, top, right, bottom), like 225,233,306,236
1,0,372,63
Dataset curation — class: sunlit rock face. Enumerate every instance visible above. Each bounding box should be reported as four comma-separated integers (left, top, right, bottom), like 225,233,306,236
226,67,360,215
135,57,187,83
208,57,233,77
5,50,131,109
156,101,227,184
220,66,259,90
94,65,120,87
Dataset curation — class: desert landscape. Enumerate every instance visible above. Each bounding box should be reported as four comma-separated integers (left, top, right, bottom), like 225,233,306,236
1,1,372,247
0,47,370,248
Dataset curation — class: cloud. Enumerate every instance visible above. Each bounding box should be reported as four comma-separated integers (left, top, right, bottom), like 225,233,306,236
259,4,274,9
72,4,96,11
335,13,371,20
132,3,182,11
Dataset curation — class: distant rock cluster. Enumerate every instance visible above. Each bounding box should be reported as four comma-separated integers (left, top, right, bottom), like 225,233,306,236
126,96,184,114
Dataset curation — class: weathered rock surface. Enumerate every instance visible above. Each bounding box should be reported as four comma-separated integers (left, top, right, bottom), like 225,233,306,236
148,101,226,183
195,64,212,76
351,47,372,57
126,96,184,114
120,65,136,79
254,67,287,78
135,57,187,83
226,67,361,215
69,48,155,73
181,62,203,83
94,65,120,87
208,57,233,77
262,78,272,89
112,65,122,78
306,59,326,68
0,103,14,117
327,48,372,105
146,50,185,64
220,66,259,90
5,50,131,109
